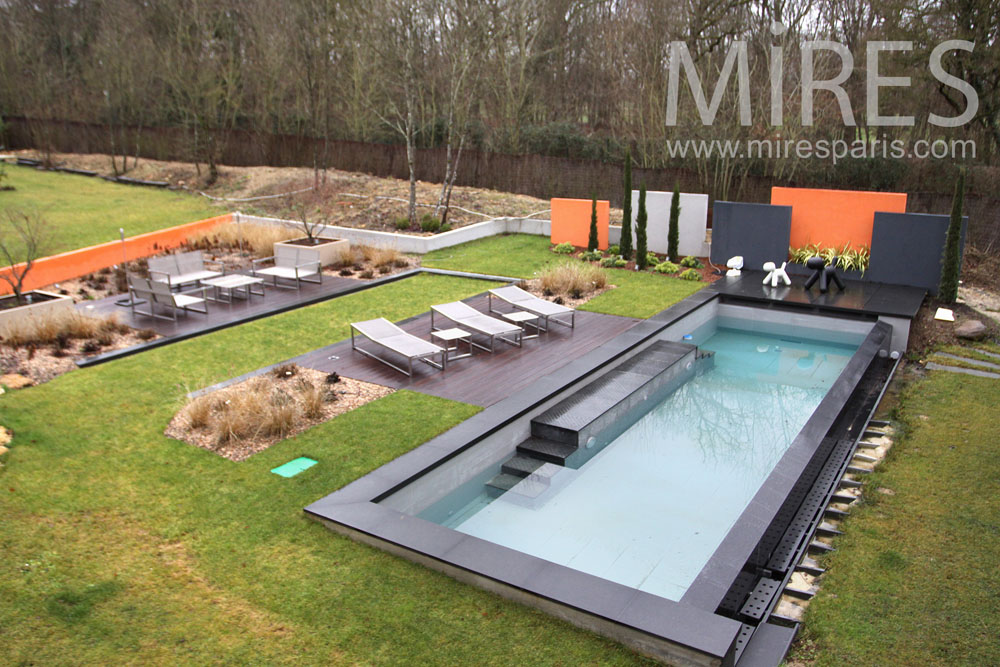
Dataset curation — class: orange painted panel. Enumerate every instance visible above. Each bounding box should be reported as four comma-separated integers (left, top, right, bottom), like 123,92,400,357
550,198,609,249
772,187,907,249
0,214,231,295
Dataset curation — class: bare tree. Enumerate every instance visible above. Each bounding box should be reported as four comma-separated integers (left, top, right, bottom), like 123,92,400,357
0,209,52,306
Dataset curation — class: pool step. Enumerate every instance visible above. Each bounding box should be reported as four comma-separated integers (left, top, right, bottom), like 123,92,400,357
501,455,546,477
530,341,699,447
485,472,548,499
516,438,577,465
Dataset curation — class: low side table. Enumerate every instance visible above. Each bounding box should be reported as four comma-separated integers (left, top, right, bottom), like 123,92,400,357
431,327,473,363
200,274,266,303
501,311,541,339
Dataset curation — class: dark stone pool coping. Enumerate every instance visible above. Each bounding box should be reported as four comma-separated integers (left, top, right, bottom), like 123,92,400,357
304,279,896,665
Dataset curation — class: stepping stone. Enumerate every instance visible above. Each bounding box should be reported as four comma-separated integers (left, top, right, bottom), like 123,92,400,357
935,352,1000,371
926,362,1000,379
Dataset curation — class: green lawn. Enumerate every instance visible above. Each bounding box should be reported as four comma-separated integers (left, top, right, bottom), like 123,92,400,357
423,234,705,319
0,273,653,665
792,353,1000,666
1,165,220,256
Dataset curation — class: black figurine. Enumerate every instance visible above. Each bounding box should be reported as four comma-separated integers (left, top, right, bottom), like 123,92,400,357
803,256,845,293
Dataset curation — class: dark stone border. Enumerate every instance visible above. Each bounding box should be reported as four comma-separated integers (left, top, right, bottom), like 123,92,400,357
304,283,897,665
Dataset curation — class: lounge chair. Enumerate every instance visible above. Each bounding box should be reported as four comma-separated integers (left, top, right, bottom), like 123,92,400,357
252,245,322,290
351,318,446,376
431,301,523,352
488,285,575,331
128,274,209,322
148,250,222,290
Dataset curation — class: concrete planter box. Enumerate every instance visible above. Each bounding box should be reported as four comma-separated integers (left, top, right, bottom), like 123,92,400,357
274,237,350,267
0,290,74,329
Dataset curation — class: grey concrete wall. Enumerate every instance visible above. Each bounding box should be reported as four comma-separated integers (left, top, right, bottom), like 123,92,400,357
710,202,792,271
627,191,710,257
867,211,968,295
236,213,550,254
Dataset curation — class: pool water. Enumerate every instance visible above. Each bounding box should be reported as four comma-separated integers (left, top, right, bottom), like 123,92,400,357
420,326,859,601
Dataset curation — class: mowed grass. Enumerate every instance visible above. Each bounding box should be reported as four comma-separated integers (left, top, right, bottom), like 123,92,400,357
793,360,1000,666
423,234,705,318
0,273,653,665
1,165,219,256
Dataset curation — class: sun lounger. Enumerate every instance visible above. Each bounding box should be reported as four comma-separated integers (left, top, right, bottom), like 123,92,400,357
148,250,222,290
351,317,446,376
488,285,575,331
431,301,523,353
128,274,209,322
252,245,322,290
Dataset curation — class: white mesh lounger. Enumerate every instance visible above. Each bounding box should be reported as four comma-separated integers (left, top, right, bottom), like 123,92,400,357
431,301,523,353
350,317,446,376
488,285,576,331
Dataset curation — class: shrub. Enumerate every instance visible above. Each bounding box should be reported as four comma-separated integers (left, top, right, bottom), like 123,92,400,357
940,169,966,302
646,252,659,266
420,214,441,233
394,217,411,230
580,250,602,262
607,244,620,256
621,147,633,260
378,264,392,274
95,331,114,347
271,363,298,380
81,340,102,354
186,395,214,429
679,268,701,281
136,328,157,341
325,371,341,384
552,242,575,254
635,186,648,269
188,222,299,259
587,196,599,251
668,183,681,261
360,269,375,279
439,223,452,233
538,262,608,296
680,255,704,269
0,309,115,348
654,261,680,274
601,256,627,268
338,268,354,276
300,382,326,419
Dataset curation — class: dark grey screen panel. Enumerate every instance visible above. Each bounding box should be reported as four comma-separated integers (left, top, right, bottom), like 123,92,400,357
868,212,968,295
710,202,792,271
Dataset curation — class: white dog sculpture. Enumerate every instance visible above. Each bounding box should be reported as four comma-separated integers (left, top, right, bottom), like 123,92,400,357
726,256,744,277
762,261,791,288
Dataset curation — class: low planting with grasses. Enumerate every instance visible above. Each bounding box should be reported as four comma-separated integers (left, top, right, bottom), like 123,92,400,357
168,363,393,461
188,221,300,258
788,243,870,273
537,262,608,299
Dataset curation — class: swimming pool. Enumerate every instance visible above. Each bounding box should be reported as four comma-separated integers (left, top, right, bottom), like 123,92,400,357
417,323,859,601
307,293,894,665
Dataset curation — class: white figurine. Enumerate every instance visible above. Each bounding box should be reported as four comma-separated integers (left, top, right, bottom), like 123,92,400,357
726,256,744,277
762,261,791,288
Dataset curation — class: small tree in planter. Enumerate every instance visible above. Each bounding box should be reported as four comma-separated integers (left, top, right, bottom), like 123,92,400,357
588,194,599,251
668,182,681,261
939,169,966,303
0,209,52,306
620,147,633,260
636,186,649,270
290,197,328,245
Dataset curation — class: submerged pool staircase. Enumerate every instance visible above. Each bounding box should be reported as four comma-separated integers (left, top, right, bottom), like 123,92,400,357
486,340,714,499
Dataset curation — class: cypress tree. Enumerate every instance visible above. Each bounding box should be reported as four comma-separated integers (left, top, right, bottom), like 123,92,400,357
938,169,966,303
636,185,649,270
588,194,599,251
620,148,633,259
668,182,681,261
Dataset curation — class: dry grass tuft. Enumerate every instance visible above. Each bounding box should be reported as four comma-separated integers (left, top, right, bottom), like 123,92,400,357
0,309,124,347
186,395,214,429
300,382,327,419
538,262,608,297
188,222,299,258
358,245,402,269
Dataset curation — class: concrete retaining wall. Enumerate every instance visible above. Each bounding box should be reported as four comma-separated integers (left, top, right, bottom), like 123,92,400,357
236,213,550,254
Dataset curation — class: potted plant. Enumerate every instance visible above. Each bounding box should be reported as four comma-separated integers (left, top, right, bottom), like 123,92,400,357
273,198,350,266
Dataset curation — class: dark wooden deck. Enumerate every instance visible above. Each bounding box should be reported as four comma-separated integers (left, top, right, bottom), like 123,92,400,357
295,294,640,407
80,273,371,339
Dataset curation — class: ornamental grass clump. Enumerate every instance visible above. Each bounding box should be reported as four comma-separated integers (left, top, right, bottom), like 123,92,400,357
539,262,608,297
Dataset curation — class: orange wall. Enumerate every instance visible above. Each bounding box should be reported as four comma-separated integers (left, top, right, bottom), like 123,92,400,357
550,198,609,249
0,214,231,295
772,187,907,249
